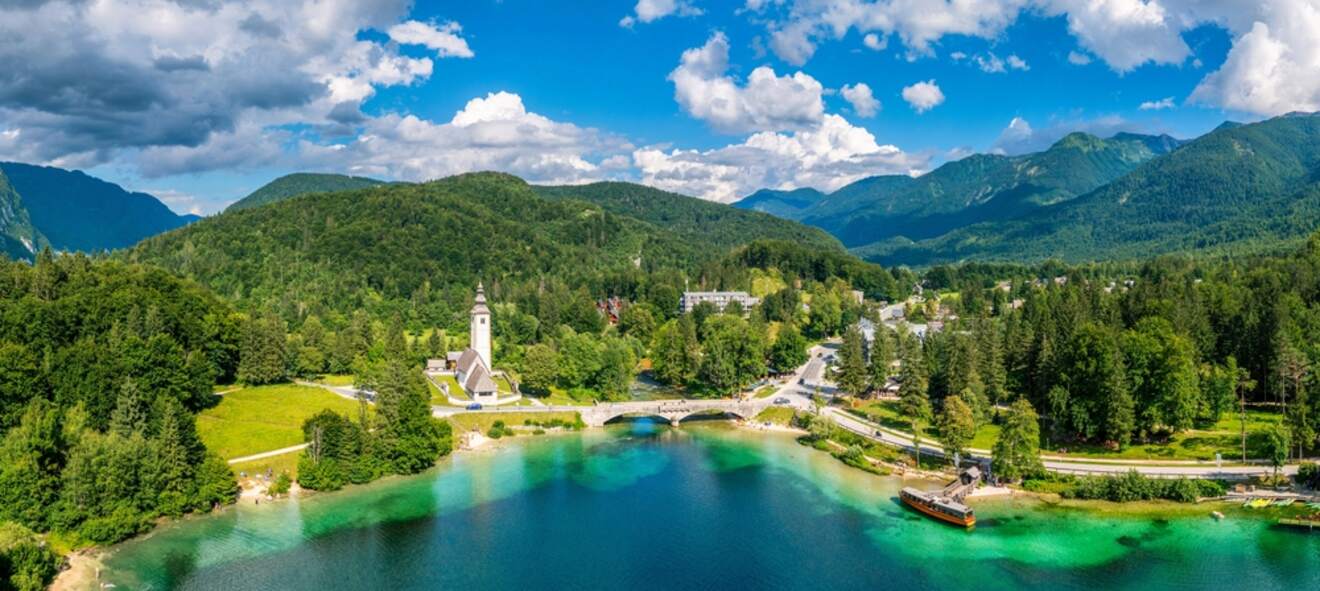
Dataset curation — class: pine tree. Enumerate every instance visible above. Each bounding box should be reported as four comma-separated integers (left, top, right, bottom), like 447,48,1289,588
938,395,976,461
837,325,869,397
108,379,147,438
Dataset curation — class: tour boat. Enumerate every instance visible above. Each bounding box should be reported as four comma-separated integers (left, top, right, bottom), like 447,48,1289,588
900,486,976,528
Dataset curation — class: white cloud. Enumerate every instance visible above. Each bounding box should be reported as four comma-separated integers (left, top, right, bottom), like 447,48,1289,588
620,0,702,27
1007,54,1030,70
975,53,1006,73
902,80,945,113
1067,50,1093,65
745,0,1320,115
950,51,968,61
1139,96,1176,110
862,32,887,51
634,114,927,202
299,91,628,185
669,33,826,133
840,83,880,117
387,20,474,58
1189,1,1320,116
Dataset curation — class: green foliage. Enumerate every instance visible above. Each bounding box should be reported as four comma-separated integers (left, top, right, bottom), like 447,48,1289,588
836,325,869,396
269,472,292,496
779,131,1175,248
992,398,1044,481
1296,462,1320,489
938,395,976,460
226,172,385,213
1062,470,1225,503
865,114,1320,266
0,521,61,591
768,323,809,374
534,182,842,254
238,312,289,385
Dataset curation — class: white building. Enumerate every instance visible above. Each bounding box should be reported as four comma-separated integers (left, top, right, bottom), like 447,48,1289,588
426,282,506,405
681,291,760,314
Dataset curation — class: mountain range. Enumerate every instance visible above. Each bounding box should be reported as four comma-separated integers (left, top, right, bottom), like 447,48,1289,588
736,113,1320,266
0,162,197,259
225,172,386,213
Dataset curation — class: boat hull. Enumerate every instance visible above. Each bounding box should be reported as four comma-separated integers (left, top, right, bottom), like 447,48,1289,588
901,490,975,528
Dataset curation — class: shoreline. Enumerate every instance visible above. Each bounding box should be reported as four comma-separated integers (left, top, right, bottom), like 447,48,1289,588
51,419,1303,590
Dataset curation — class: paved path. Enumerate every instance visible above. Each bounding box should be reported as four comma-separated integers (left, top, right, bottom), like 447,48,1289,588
228,443,308,464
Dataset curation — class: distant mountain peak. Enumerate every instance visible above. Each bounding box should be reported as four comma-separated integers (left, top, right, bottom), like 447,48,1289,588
226,172,386,213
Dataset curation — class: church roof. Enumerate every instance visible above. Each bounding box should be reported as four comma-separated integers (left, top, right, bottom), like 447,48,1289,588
463,362,498,394
471,281,490,315
455,348,484,375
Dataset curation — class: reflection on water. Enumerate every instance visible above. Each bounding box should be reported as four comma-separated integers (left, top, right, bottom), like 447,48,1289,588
102,425,1320,591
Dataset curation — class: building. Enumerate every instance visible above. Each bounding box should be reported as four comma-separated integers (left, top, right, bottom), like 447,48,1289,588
426,282,508,405
680,291,760,314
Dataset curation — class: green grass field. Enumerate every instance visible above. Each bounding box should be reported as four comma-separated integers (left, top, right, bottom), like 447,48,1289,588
755,406,797,426
197,384,368,459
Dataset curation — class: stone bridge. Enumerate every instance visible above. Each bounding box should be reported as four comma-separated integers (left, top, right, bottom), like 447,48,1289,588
449,398,776,427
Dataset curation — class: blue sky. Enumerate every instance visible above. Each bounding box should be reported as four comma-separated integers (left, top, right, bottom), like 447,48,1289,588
1,1,1314,213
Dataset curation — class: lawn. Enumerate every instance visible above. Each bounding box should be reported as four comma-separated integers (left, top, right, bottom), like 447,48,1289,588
427,374,468,405
1048,410,1285,461
446,411,582,434
197,384,368,459
754,384,779,398
851,400,1000,450
755,406,797,426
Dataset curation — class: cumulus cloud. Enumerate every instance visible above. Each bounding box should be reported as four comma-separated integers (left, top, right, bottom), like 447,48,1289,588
620,0,702,27
669,33,826,133
387,20,474,58
841,83,880,117
0,0,478,176
862,33,887,51
1006,54,1030,70
1139,96,1177,110
298,91,628,185
1189,1,1320,116
744,0,1320,116
633,114,928,202
902,80,945,113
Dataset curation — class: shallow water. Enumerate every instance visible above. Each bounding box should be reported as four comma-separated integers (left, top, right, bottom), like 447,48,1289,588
101,423,1320,590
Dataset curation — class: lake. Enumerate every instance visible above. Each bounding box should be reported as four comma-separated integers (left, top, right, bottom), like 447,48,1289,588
101,423,1320,590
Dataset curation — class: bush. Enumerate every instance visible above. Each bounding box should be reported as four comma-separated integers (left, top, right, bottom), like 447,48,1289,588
1061,470,1224,503
297,454,345,492
78,506,149,544
0,522,62,591
1297,462,1320,489
269,472,292,496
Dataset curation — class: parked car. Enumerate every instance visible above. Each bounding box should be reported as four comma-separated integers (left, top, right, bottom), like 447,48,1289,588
465,402,483,411
773,397,791,405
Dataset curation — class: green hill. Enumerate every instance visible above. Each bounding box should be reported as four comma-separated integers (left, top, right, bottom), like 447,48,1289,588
225,172,386,212
785,132,1179,247
128,172,841,321
733,187,826,219
0,169,48,260
862,113,1320,265
0,162,195,253
533,182,842,252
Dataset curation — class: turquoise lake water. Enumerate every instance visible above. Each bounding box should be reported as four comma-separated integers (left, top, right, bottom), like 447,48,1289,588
100,423,1320,590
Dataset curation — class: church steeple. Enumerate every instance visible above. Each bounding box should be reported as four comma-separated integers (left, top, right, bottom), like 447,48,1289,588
470,281,491,369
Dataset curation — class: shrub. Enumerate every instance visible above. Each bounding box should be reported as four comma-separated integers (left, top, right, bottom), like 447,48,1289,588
1297,462,1320,489
1061,470,1224,503
269,472,292,496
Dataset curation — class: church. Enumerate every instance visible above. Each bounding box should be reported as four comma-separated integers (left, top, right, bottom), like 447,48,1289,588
426,282,509,405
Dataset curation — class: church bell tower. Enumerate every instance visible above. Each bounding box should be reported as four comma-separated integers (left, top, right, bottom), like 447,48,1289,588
470,282,492,369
